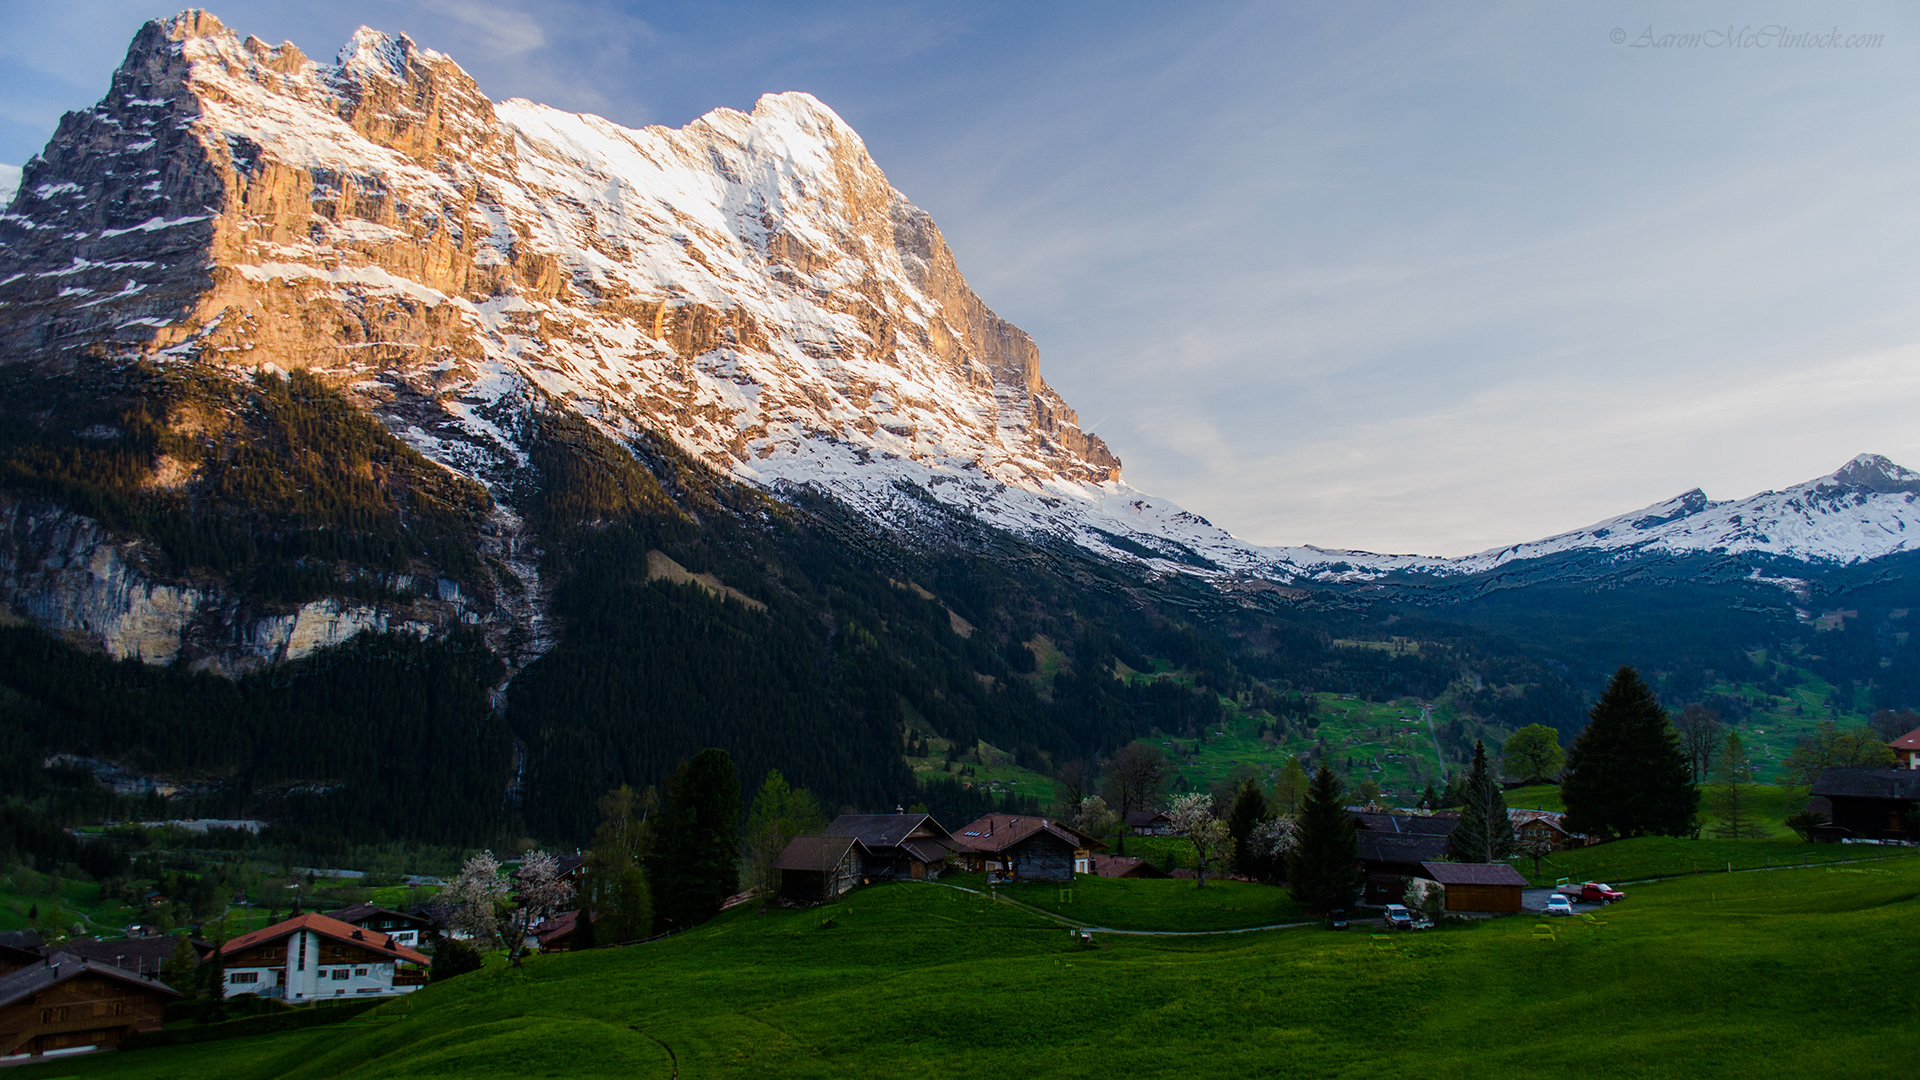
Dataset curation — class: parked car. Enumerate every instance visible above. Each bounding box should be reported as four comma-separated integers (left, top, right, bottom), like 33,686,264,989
1410,914,1434,930
1326,908,1350,931
1383,904,1415,930
1556,881,1625,904
1544,894,1575,917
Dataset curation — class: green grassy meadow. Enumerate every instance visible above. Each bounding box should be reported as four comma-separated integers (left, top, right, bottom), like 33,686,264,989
946,872,1310,931
18,855,1920,1079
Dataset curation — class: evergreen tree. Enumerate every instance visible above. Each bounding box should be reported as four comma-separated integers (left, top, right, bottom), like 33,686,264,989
1226,778,1271,879
1288,765,1359,912
160,935,199,997
1709,731,1755,839
1446,741,1513,863
743,770,825,907
1562,666,1700,839
581,785,654,946
570,908,597,950
1272,757,1311,816
646,748,743,931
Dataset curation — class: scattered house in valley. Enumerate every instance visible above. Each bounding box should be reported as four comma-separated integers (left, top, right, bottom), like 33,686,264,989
1507,809,1587,851
822,813,960,880
531,910,590,952
1090,854,1169,879
1892,727,1920,769
328,903,436,948
775,835,870,903
1418,861,1528,913
0,933,43,977
0,952,180,1061
217,913,430,1002
1353,812,1459,904
1809,768,1920,842
1125,810,1174,836
952,814,1104,882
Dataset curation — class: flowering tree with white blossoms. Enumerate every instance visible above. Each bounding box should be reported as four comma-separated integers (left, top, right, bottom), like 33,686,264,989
445,850,511,948
1168,792,1233,888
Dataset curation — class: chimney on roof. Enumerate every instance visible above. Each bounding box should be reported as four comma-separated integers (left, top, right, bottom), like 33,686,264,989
895,805,905,814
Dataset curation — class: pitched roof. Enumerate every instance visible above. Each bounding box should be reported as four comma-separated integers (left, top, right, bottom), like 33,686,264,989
823,813,957,853
951,814,1104,854
328,902,432,928
0,951,182,1011
1090,854,1169,878
1420,861,1529,887
1124,810,1171,827
0,930,42,951
1891,727,1920,751
774,834,866,872
1352,812,1458,837
1356,831,1451,867
1810,767,1920,801
1507,809,1573,835
532,910,581,946
52,935,184,975
218,913,430,966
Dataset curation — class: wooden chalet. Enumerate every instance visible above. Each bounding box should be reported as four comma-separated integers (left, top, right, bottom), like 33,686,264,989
217,913,430,1002
327,902,435,949
1418,861,1528,913
952,814,1103,882
0,932,43,977
822,813,959,880
0,952,180,1062
1507,809,1586,852
775,835,869,902
1125,810,1174,836
1353,812,1458,904
1090,854,1170,879
1892,726,1920,769
1809,768,1920,841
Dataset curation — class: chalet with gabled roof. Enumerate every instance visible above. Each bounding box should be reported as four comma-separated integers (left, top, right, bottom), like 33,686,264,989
1353,811,1458,903
1508,809,1586,851
1125,810,1173,835
0,952,180,1061
775,835,870,902
822,813,958,879
1810,768,1920,841
1892,726,1920,769
327,903,435,948
952,814,1103,882
217,913,429,1002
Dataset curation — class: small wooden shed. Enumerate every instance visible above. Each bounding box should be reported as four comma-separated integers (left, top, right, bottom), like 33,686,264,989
1419,861,1528,913
775,835,869,902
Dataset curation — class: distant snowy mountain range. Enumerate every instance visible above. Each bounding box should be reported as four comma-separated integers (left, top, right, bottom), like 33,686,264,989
2,10,1914,636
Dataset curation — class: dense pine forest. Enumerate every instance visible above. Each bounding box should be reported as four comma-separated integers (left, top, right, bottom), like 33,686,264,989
0,365,1916,854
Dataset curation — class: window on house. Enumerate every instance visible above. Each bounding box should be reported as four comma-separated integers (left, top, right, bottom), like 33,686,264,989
231,972,260,984
354,967,368,976
332,969,350,981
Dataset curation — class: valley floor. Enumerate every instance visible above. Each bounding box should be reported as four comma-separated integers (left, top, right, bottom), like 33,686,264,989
17,852,1920,1079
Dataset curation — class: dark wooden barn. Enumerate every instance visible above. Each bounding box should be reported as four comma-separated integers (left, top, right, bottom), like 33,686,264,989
822,813,959,880
1809,768,1920,841
1355,812,1458,904
775,835,869,902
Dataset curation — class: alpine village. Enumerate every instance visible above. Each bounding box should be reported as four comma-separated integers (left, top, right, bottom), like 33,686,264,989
0,11,1917,1079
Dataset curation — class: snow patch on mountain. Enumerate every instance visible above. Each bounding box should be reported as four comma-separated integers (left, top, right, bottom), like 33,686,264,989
0,164,19,208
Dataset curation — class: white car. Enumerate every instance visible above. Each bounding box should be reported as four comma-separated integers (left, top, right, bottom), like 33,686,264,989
1544,894,1575,917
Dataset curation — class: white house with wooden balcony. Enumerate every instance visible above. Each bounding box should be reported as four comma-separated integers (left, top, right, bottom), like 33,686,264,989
216,914,429,1002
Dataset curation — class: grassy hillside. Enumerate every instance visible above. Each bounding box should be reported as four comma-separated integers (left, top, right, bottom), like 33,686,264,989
22,856,1920,1079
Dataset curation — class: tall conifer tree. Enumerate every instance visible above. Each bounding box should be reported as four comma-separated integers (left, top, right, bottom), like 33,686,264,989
1288,765,1359,911
1562,666,1699,839
1446,740,1514,863
647,748,743,931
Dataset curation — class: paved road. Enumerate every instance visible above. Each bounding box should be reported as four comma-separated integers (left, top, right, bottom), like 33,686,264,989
1521,887,1606,915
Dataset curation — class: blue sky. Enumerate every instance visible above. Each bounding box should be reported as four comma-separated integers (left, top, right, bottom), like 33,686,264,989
6,2,1919,555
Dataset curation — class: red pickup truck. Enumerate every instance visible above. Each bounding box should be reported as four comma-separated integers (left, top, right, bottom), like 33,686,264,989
1556,881,1625,904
